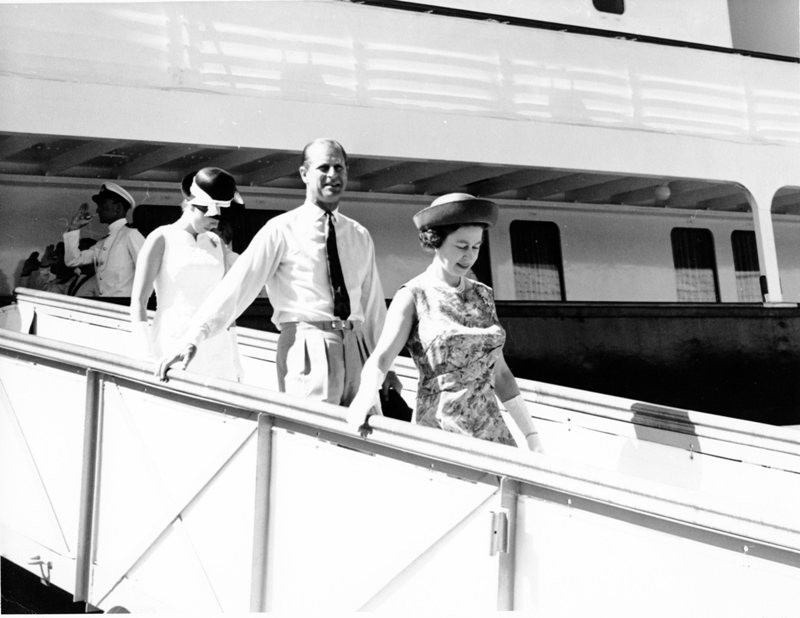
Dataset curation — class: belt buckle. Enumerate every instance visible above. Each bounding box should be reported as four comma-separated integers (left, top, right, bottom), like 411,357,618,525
330,319,347,330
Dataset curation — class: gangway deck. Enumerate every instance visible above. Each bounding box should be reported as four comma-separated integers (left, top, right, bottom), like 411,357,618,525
2,290,800,614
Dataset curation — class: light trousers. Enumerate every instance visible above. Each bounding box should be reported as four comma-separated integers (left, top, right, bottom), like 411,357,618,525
276,322,370,405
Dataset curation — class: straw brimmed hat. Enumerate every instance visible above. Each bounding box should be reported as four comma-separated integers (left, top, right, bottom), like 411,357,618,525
413,193,498,230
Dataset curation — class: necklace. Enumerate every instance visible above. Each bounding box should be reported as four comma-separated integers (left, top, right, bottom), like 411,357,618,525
426,264,465,292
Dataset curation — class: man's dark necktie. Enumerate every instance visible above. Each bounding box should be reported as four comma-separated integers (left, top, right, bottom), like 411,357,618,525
325,211,351,320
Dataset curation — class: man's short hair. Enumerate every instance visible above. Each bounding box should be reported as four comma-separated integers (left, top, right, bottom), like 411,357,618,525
301,139,348,168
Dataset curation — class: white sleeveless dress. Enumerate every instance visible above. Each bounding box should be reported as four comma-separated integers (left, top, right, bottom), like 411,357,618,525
152,224,242,381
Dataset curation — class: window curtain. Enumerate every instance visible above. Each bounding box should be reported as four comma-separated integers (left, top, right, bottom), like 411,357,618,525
510,221,565,300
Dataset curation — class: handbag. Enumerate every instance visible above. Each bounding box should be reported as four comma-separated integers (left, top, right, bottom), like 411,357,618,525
379,387,413,422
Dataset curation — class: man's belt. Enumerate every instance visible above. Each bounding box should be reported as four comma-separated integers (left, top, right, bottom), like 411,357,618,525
282,320,358,331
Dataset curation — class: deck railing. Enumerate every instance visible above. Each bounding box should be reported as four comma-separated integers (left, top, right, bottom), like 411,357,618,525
13,287,800,471
2,302,800,612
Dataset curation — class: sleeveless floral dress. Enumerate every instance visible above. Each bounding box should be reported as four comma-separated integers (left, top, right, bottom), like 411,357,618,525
404,267,514,445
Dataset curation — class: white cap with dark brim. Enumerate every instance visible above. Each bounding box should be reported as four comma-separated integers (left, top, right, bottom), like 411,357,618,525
181,167,244,217
92,182,136,209
413,192,498,230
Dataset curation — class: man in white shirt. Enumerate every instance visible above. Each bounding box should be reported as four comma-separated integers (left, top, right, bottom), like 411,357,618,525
159,138,400,405
63,182,145,299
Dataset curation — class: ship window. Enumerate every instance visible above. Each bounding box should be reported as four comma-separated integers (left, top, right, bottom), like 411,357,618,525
593,0,625,15
132,204,181,237
469,232,493,287
731,230,761,302
225,209,284,254
670,228,720,302
510,221,565,300
133,206,284,254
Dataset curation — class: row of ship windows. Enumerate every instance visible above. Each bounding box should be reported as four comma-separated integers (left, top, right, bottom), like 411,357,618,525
509,221,761,303
133,207,756,303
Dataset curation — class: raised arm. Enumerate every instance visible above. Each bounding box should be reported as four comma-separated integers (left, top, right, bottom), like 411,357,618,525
63,203,96,267
346,287,416,431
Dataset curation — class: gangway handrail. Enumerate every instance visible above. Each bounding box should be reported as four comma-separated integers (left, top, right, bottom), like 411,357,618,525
12,286,278,347
13,287,134,324
522,381,800,455
13,287,800,468
2,327,800,559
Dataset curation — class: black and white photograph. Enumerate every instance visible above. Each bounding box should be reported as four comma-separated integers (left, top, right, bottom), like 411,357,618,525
1,0,799,615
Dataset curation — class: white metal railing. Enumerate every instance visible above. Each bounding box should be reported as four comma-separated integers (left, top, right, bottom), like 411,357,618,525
12,287,800,475
2,322,800,612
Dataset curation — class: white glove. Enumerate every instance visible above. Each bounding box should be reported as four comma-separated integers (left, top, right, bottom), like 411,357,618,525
130,320,155,360
346,362,385,432
503,394,544,454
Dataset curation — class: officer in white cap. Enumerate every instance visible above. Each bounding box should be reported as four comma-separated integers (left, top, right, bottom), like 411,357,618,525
63,182,145,299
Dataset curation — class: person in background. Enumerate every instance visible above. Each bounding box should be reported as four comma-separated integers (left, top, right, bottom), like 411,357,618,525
347,193,544,452
18,243,66,293
63,182,144,301
130,168,243,381
18,239,98,297
157,138,400,404
213,219,239,269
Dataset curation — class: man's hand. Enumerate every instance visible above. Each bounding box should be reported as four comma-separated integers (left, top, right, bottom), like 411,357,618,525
156,344,197,381
381,370,403,396
21,252,40,276
67,202,93,231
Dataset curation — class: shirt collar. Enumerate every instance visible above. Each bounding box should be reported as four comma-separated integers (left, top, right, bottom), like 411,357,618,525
300,200,340,224
107,218,127,233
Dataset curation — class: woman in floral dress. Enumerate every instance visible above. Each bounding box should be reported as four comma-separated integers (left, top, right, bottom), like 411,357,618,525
348,193,543,451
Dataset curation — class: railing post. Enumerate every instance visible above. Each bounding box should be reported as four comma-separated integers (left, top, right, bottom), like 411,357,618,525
250,414,274,612
74,369,103,603
496,478,519,611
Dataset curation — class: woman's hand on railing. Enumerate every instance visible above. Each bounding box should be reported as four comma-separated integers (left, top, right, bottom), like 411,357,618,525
525,431,545,454
345,361,386,437
346,392,380,438
156,344,197,381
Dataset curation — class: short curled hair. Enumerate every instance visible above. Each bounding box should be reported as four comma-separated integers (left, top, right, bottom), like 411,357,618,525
418,223,487,251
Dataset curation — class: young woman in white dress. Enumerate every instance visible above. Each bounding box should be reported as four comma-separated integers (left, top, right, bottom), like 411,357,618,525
130,167,244,381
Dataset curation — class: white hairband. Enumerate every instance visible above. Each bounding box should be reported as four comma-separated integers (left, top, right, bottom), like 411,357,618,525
187,177,241,216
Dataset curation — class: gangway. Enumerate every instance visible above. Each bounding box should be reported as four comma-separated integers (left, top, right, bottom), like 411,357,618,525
2,291,800,614
9,289,800,473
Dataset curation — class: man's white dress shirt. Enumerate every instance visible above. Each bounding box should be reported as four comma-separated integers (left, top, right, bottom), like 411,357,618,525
187,201,387,352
